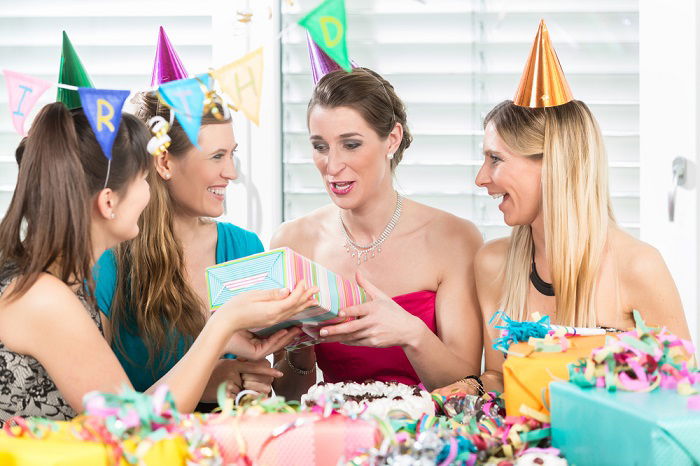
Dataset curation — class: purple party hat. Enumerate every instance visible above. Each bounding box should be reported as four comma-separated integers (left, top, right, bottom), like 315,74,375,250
306,32,358,84
151,26,189,86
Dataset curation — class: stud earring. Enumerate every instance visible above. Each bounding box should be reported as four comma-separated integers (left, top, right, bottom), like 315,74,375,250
110,213,116,219
387,152,394,160
164,173,171,180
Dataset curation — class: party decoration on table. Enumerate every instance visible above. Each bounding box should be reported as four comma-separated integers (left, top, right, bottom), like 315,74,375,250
349,390,563,465
568,310,699,394
306,32,359,84
206,247,367,342
57,31,94,109
146,115,172,157
158,75,209,147
212,47,264,125
78,88,130,161
490,311,552,354
526,327,571,353
2,70,52,136
513,19,574,108
0,385,218,465
298,0,352,72
151,26,189,86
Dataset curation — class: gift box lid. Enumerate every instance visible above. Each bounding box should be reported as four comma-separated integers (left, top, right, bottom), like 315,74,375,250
207,248,292,309
551,381,700,465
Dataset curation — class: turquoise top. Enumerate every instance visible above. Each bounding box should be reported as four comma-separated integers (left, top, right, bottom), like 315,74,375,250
93,222,264,392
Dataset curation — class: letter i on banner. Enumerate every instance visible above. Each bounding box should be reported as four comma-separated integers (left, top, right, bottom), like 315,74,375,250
298,0,351,72
213,48,264,126
3,70,52,136
77,88,130,160
158,77,207,147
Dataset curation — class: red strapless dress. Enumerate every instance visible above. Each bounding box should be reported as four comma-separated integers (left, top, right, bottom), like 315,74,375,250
314,290,437,385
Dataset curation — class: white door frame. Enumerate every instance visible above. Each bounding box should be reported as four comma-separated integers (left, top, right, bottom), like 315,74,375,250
639,0,699,348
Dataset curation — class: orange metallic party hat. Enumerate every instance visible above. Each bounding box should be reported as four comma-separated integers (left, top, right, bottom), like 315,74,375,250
513,20,573,108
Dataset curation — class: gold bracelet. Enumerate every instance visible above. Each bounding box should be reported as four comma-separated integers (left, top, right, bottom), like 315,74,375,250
457,376,484,396
284,350,316,375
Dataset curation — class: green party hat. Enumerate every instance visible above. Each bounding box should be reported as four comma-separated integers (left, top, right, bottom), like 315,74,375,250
57,31,94,109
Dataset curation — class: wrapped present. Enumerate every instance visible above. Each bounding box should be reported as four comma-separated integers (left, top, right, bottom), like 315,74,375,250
502,334,607,418
0,385,216,465
206,247,367,341
0,421,189,466
550,381,700,466
202,412,379,465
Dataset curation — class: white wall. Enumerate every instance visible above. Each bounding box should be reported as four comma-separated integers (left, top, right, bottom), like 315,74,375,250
639,0,699,348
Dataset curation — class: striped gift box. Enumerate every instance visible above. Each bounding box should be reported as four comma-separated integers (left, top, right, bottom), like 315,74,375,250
206,248,367,338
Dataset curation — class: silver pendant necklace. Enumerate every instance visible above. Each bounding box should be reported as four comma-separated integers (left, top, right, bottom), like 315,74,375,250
339,192,403,265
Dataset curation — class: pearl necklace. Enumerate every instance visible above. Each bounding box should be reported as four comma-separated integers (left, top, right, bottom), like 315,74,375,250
339,192,403,265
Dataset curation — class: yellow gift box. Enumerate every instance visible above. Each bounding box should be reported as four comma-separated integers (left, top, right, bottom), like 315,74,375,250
0,420,189,466
502,334,607,418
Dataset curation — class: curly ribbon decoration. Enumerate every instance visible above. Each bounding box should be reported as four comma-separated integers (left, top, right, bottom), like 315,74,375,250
195,74,236,121
568,310,700,395
146,116,171,157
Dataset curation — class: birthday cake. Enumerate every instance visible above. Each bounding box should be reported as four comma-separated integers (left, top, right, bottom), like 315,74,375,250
301,381,435,419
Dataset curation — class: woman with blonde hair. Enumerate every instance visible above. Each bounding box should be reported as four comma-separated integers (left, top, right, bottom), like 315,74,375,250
474,21,690,392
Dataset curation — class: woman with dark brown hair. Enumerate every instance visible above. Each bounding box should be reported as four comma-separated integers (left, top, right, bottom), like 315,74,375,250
271,68,484,399
93,93,298,403
0,102,312,424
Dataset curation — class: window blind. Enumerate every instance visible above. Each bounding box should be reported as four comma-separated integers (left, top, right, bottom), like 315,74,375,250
280,0,639,240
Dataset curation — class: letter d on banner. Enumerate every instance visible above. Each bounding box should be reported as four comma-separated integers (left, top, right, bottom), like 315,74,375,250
78,88,130,160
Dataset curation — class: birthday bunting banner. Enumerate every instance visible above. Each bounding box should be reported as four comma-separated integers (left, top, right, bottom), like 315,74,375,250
3,70,52,137
78,88,130,160
2,0,353,138
213,48,264,126
298,0,351,72
158,74,211,147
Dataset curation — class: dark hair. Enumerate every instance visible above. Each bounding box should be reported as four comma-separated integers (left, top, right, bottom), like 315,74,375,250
307,67,413,170
110,92,231,369
0,102,151,301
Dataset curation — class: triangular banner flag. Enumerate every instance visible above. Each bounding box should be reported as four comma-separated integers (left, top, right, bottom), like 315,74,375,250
213,48,264,126
298,0,351,72
158,75,208,147
78,88,130,160
3,70,52,136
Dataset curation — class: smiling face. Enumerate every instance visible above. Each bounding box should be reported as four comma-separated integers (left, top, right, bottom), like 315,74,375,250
165,123,238,218
308,105,397,210
475,121,543,226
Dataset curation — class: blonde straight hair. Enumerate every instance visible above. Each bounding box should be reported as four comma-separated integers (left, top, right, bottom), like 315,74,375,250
484,100,616,326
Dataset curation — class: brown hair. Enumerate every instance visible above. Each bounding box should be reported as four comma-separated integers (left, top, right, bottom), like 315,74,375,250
0,102,150,301
307,68,413,170
484,100,615,326
110,92,231,368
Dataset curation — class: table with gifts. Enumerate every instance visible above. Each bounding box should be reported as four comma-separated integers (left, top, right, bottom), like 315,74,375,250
2,304,698,466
